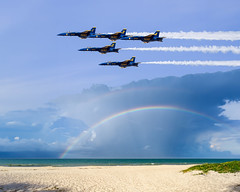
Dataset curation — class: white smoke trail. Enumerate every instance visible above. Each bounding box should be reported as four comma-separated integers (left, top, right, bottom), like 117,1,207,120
126,31,240,41
122,46,240,54
141,60,240,67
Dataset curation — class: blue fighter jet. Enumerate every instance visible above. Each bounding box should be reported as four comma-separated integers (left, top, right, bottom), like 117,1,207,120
99,56,139,68
57,27,96,39
121,30,165,43
79,42,120,54
93,28,127,41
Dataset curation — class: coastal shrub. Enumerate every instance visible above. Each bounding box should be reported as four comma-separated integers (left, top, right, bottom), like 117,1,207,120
182,161,240,174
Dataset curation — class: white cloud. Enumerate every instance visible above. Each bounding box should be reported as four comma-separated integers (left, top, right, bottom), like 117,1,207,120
143,145,150,150
31,122,38,126
14,137,20,140
209,127,240,155
90,131,96,142
6,121,22,126
0,137,65,152
219,100,240,120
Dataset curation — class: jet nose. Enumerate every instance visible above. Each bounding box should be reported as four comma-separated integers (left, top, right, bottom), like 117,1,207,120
57,33,67,36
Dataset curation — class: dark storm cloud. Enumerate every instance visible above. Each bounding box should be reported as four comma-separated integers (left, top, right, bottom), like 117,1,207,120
1,70,240,158
58,69,240,158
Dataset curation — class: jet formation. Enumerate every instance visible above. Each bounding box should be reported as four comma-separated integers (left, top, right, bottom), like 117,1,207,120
58,27,165,68
58,27,164,43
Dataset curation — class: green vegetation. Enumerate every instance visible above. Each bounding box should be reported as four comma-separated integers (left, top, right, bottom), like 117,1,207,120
182,161,240,174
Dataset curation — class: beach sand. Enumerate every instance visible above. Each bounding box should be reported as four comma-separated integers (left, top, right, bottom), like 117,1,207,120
0,165,240,192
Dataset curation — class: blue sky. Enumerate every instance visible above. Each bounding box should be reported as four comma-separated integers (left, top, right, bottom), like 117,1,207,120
0,0,240,158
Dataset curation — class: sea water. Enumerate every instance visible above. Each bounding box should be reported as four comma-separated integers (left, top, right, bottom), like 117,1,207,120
0,159,239,167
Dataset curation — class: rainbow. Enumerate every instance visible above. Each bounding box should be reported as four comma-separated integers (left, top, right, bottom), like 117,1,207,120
60,105,218,158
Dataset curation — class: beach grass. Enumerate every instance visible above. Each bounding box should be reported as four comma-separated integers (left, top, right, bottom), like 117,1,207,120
182,161,240,174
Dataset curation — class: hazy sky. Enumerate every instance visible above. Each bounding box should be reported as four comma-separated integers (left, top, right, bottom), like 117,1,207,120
0,0,240,158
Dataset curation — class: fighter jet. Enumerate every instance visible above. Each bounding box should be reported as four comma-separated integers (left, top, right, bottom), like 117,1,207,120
57,27,96,39
92,28,127,41
121,30,165,43
78,42,120,54
99,56,139,68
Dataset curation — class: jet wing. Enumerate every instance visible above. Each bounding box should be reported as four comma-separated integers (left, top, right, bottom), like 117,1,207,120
119,61,129,68
144,34,154,38
112,32,121,36
141,34,156,42
102,45,111,49
82,30,90,33
108,32,122,40
77,30,91,39
98,45,110,54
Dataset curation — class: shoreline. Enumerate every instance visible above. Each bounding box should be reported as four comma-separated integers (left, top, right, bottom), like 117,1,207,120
0,163,198,167
1,165,240,192
0,158,238,167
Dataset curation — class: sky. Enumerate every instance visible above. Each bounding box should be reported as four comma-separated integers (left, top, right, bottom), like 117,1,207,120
0,0,240,158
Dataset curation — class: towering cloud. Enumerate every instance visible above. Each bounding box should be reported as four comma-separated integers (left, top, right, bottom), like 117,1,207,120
1,70,240,158
56,69,240,158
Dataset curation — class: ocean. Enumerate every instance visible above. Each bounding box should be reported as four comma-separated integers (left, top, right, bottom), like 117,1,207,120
0,159,239,167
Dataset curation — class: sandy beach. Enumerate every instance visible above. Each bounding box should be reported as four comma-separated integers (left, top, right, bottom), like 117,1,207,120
0,165,240,192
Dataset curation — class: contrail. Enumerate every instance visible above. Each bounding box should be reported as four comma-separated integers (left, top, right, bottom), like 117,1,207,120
141,60,240,67
126,31,240,41
122,46,240,54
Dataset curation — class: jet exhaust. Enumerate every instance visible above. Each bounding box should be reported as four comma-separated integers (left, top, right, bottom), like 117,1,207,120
122,46,240,54
141,60,240,67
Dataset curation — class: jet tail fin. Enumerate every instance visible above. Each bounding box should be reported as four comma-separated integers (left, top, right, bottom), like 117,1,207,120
121,28,127,36
130,56,136,62
111,42,116,48
154,30,160,37
90,27,96,35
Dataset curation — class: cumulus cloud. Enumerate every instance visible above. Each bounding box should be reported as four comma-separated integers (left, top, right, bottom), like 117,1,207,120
219,100,240,120
0,108,88,158
208,127,240,155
